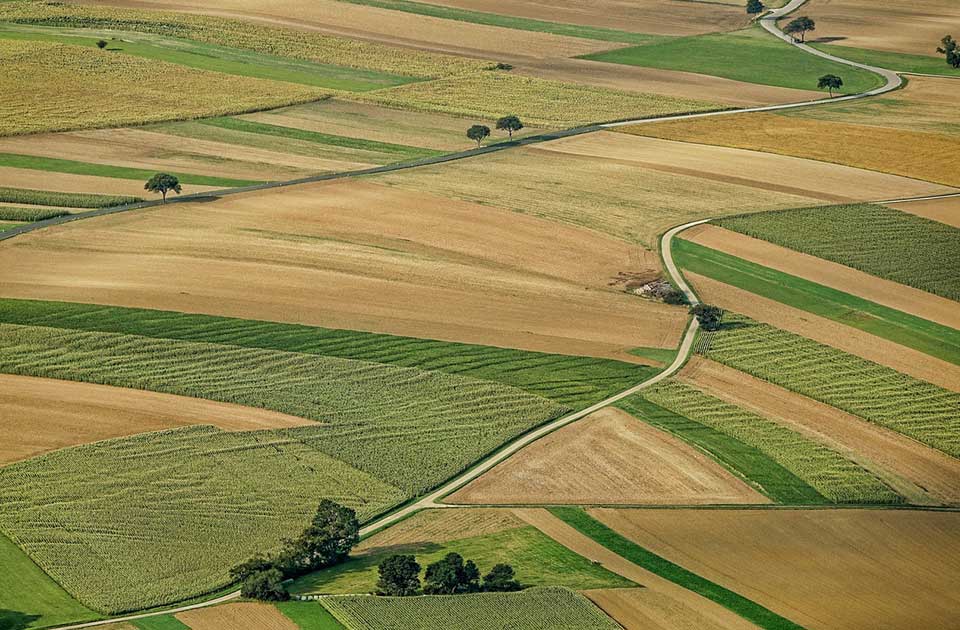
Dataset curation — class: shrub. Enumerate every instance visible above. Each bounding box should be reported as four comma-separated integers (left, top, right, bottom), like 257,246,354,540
241,568,289,601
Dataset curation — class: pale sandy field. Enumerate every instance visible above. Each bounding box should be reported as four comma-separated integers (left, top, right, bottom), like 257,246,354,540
0,166,219,198
886,196,960,228
585,588,759,630
177,602,298,630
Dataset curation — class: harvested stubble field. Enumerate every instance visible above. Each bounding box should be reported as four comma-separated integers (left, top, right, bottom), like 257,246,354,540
0,180,686,360
718,204,960,302
0,373,314,465
584,587,758,630
641,380,899,504
887,196,960,229
448,407,767,506
589,508,960,630
625,111,960,188
0,39,327,136
705,314,960,459
323,587,620,630
0,166,177,197
176,602,298,630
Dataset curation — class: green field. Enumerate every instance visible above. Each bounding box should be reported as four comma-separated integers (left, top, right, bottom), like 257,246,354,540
0,220,24,232
674,238,960,365
130,616,190,630
641,381,900,504
550,508,804,630
582,26,885,94
0,299,653,410
0,187,140,208
813,44,960,77
0,533,98,629
322,587,620,630
717,204,960,301
277,602,346,630
705,314,960,458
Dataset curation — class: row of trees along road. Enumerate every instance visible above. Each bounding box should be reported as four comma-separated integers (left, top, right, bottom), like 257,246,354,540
467,115,524,147
377,552,522,596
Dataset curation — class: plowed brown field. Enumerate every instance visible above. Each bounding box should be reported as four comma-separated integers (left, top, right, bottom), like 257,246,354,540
0,374,313,465
590,508,960,630
448,407,766,505
0,180,685,360
176,602,298,630
584,588,757,630
887,197,960,228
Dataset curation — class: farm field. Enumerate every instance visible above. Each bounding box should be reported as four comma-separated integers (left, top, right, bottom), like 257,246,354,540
176,602,298,630
0,166,207,198
0,180,688,360
589,508,960,630
448,407,767,505
810,44,960,77
0,187,140,208
887,196,960,228
584,587,754,630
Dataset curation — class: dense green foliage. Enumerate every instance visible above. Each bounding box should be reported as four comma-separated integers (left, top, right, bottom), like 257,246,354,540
322,587,621,630
0,299,652,409
642,381,900,504
424,553,481,595
0,186,140,207
0,206,69,222
705,314,960,458
673,238,960,365
377,555,422,596
549,508,805,630
718,204,960,301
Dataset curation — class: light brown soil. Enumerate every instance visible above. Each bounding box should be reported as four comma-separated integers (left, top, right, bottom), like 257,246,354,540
448,407,767,505
686,272,960,392
0,374,314,465
886,197,960,228
540,132,955,202
176,602,298,630
0,179,685,360
0,166,218,198
357,508,524,553
680,358,960,506
590,508,960,630
584,588,753,630
513,508,758,630
803,0,960,56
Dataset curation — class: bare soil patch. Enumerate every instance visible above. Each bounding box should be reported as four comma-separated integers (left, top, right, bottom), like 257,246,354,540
584,588,755,630
686,272,960,392
357,508,525,553
0,180,684,360
590,508,960,630
887,197,960,228
0,166,217,198
176,602,298,630
0,374,313,465
680,358,960,506
448,407,766,505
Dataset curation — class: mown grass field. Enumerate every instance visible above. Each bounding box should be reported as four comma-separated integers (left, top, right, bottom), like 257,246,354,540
674,238,960,365
812,44,960,77
705,314,960,458
581,26,884,94
641,381,900,504
0,186,140,208
321,587,620,630
276,602,346,630
718,204,960,301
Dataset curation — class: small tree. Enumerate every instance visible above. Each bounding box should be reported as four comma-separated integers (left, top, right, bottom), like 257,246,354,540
496,115,524,140
784,16,815,42
466,124,490,148
938,35,960,68
96,39,108,49
241,568,289,601
424,553,480,594
144,173,181,203
817,74,843,97
746,0,764,15
482,564,522,592
689,304,723,331
376,554,421,596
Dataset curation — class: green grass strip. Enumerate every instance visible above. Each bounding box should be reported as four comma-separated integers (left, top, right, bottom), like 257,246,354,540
0,205,70,221
333,0,667,44
674,238,960,366
0,186,140,208
0,153,261,188
617,395,825,504
199,116,442,160
131,615,191,630
0,221,25,232
277,601,347,630
549,507,806,630
811,44,960,77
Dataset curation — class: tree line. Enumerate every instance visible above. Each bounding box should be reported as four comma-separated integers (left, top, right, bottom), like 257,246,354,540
377,552,522,596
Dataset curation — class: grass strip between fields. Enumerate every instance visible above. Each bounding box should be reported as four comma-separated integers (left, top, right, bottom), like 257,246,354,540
811,44,960,77
549,507,806,630
277,601,346,630
130,615,190,630
0,186,141,208
0,153,262,188
674,238,960,366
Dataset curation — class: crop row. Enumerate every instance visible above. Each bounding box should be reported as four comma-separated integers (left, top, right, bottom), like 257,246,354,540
0,186,140,208
642,381,900,504
0,206,69,222
705,314,960,458
718,203,960,301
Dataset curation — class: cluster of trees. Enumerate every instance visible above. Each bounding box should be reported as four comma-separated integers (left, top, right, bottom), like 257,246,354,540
746,0,764,15
376,552,522,597
231,500,360,601
784,16,815,42
689,304,723,331
467,115,524,148
939,35,960,69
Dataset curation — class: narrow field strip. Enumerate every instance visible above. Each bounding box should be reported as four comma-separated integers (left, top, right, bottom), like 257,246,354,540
0,205,69,222
705,314,960,458
0,186,140,208
811,44,960,78
549,508,804,630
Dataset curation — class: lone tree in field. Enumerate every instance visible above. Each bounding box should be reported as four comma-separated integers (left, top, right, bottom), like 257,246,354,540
96,39,108,49
496,115,524,140
938,35,960,68
482,563,522,592
817,74,843,97
240,567,289,601
424,553,481,594
467,124,490,148
746,0,764,15
376,554,422,596
689,304,724,331
784,16,815,42
144,173,181,203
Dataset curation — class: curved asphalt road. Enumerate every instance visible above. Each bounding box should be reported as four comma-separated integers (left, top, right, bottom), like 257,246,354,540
45,1,931,625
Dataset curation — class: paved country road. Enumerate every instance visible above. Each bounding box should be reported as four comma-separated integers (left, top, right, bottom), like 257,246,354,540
42,1,940,625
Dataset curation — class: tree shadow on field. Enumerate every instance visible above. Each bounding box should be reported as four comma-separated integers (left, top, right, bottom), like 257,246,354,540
716,320,751,332
185,195,222,204
0,610,41,630
809,36,847,44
